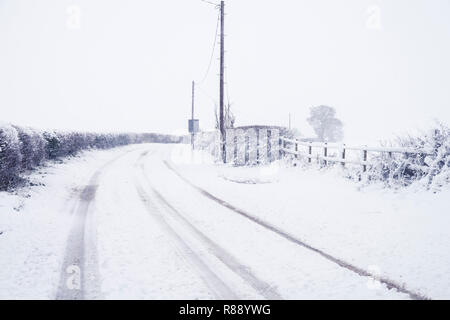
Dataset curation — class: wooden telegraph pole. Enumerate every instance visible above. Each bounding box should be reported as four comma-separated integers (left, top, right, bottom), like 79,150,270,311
219,0,226,163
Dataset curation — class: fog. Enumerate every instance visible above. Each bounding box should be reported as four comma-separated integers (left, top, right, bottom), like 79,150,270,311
1,0,449,144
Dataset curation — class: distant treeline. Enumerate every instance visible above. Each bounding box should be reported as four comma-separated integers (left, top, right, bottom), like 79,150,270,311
0,123,182,190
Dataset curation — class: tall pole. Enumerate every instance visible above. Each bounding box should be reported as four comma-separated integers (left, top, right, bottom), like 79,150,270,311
191,81,195,150
219,0,226,163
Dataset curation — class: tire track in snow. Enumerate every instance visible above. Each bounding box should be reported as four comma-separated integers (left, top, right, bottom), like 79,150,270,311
163,160,429,301
56,148,137,300
134,152,238,299
137,153,282,300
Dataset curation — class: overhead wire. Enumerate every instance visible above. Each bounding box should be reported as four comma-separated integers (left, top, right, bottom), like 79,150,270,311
200,0,220,7
195,10,220,86
196,0,233,125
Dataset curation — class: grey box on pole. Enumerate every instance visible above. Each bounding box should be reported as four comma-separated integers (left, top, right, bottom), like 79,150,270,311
188,120,200,133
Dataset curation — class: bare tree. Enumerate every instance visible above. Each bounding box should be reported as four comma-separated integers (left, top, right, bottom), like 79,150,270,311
215,102,235,130
307,105,344,142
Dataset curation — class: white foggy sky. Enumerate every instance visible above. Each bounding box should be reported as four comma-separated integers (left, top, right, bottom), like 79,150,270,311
1,0,449,144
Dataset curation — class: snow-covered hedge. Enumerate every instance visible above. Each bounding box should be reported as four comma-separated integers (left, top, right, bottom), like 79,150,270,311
13,126,46,169
0,124,23,189
281,123,449,191
368,123,450,190
0,123,182,190
309,124,449,190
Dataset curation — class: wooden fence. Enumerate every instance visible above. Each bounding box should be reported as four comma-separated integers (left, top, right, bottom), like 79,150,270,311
279,137,432,172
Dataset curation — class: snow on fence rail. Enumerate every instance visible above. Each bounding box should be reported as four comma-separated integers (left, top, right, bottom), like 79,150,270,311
280,137,433,172
194,127,448,188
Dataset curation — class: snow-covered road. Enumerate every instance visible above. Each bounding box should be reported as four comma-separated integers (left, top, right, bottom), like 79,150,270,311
1,144,448,299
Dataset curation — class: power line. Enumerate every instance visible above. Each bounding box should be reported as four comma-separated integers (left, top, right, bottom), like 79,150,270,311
196,9,221,85
200,0,220,7
198,85,218,106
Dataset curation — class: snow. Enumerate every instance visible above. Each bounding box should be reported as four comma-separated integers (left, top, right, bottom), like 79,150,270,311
92,150,216,299
0,146,138,299
139,148,409,299
1,143,448,299
170,144,450,299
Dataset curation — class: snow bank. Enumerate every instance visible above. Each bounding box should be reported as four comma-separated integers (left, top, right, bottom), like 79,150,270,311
0,145,140,299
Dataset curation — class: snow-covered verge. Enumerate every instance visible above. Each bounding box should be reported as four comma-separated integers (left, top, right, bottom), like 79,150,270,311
0,122,181,190
170,145,450,299
1,143,447,299
0,145,138,299
288,123,450,192
195,124,450,192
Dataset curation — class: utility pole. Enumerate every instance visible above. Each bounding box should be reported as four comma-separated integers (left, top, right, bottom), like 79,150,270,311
219,0,226,163
191,81,195,150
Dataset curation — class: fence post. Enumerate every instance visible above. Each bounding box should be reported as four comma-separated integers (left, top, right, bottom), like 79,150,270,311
269,129,280,162
235,129,245,166
256,129,260,165
341,144,346,167
247,129,257,165
323,142,328,167
362,148,368,172
225,129,235,164
295,140,299,159
233,135,238,165
279,138,284,159
257,129,268,165
388,151,393,180
308,142,312,164
245,134,250,164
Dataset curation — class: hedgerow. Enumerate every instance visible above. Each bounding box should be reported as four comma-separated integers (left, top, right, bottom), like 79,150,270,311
0,123,182,190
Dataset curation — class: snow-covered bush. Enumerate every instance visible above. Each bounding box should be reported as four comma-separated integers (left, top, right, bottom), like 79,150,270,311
195,131,220,156
93,133,110,149
0,124,23,190
317,124,450,190
364,123,449,190
43,131,61,160
0,123,183,190
31,129,46,167
413,124,449,191
281,123,449,191
14,125,36,170
13,126,47,170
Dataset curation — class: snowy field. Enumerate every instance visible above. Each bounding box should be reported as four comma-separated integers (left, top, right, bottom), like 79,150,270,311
0,144,449,299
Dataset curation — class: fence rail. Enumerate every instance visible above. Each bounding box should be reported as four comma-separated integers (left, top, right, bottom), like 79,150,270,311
280,137,433,172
